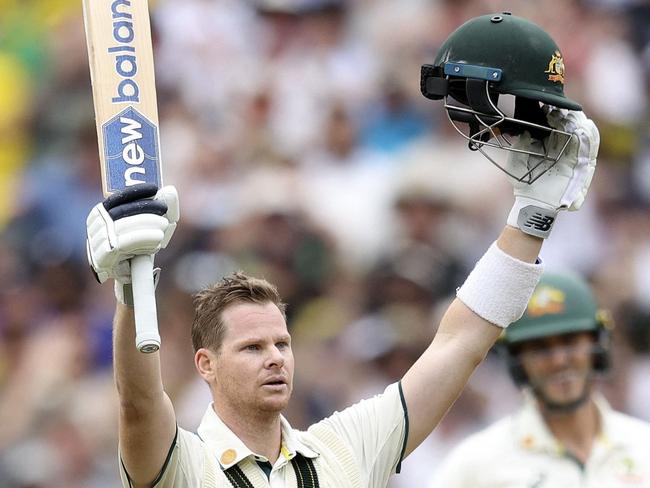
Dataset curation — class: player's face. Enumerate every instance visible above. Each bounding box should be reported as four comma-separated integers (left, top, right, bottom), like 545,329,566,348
518,332,595,410
213,302,294,415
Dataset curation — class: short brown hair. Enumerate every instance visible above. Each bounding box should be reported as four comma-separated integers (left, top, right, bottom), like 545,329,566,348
191,271,287,352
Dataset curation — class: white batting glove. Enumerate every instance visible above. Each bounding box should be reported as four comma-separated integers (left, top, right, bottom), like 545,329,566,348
86,184,179,304
506,107,599,238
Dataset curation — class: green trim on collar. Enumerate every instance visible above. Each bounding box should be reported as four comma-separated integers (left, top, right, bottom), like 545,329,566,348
223,453,319,488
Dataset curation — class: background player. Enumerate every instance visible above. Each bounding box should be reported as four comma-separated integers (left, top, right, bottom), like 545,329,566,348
429,272,650,487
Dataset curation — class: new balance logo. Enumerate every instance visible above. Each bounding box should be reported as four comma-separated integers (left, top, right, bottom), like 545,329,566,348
525,213,555,232
517,206,556,238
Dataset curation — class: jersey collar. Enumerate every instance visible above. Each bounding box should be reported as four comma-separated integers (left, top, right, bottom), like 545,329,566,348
196,402,319,470
515,390,615,456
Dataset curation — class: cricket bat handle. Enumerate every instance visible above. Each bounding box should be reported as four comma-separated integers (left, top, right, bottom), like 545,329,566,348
131,254,161,353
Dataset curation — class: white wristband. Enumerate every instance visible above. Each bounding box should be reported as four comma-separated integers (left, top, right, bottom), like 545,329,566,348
457,241,544,328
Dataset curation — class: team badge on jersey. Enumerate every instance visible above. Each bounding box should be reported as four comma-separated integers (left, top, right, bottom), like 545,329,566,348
615,456,646,484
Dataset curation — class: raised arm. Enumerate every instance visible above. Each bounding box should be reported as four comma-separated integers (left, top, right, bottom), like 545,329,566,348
86,184,179,487
113,304,176,487
401,227,541,454
401,108,599,455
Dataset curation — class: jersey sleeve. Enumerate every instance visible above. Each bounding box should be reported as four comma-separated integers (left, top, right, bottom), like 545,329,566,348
314,382,408,488
119,427,204,488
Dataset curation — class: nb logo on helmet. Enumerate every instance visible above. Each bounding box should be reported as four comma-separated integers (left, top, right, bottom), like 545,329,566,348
545,50,565,84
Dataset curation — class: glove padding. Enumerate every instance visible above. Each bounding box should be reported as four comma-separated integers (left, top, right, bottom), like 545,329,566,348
506,107,599,238
86,184,179,286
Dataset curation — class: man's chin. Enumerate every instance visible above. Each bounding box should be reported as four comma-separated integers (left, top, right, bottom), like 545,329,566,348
533,384,591,414
257,393,291,413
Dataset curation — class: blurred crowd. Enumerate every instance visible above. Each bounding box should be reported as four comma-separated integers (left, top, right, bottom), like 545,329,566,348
0,0,649,486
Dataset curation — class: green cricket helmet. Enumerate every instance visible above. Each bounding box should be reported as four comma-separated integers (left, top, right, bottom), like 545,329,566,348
501,272,613,386
420,13,579,183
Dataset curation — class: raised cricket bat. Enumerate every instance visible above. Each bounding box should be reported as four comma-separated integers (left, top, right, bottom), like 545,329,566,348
83,0,163,353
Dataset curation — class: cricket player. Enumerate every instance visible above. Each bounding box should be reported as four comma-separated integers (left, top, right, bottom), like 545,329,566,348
84,12,600,488
429,273,650,487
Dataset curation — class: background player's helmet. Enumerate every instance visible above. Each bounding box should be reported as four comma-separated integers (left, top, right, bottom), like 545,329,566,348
420,13,579,183
501,272,613,386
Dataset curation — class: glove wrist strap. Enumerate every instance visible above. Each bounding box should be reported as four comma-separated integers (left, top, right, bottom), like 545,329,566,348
114,281,134,307
507,197,558,239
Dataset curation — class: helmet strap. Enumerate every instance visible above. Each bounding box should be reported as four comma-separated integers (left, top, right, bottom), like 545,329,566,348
512,97,550,140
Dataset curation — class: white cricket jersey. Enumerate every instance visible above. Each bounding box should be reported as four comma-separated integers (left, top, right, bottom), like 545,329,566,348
120,382,408,488
429,393,650,488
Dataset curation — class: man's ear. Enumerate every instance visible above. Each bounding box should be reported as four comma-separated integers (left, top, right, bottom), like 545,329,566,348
195,348,218,383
